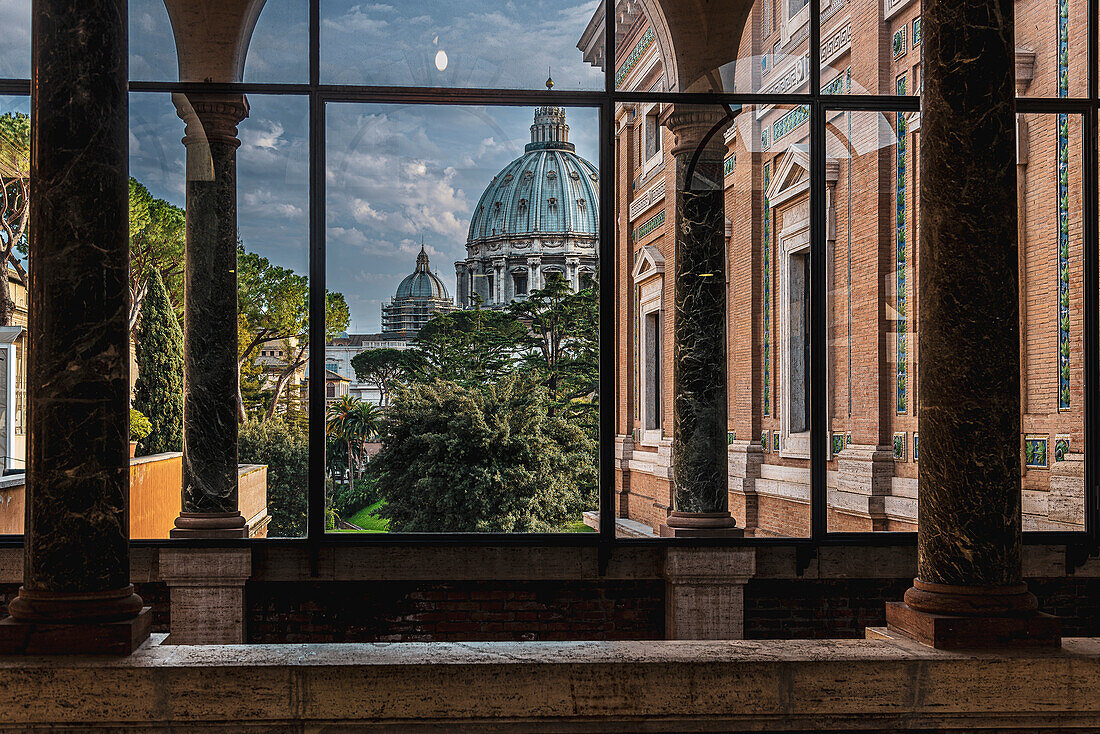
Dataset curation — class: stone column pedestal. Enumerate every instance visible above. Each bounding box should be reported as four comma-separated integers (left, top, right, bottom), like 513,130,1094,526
886,0,1059,649
0,0,151,655
171,93,250,539
663,548,755,639
659,105,740,538
160,549,251,644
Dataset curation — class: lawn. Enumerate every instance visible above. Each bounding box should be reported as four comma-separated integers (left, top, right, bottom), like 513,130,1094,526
341,500,390,533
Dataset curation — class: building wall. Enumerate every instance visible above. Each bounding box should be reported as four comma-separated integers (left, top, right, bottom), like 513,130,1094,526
613,0,1088,537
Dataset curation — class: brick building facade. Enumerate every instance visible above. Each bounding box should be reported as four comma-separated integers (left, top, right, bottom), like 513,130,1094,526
596,0,1088,537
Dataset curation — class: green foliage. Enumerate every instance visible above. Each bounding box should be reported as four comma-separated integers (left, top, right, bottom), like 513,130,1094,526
508,272,599,423
330,474,382,519
129,408,152,442
238,418,308,537
370,376,597,533
410,306,524,387
128,179,185,325
326,395,380,487
133,268,184,456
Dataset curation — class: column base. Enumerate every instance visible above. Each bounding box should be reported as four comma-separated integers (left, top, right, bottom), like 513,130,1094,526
885,602,1061,650
170,511,248,539
659,511,743,538
0,607,152,655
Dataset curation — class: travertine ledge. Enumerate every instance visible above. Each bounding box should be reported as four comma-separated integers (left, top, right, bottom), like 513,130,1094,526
1,633,1099,731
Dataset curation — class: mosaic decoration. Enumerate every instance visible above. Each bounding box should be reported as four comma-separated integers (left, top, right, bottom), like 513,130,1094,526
845,432,852,447
821,71,847,96
1057,0,1071,411
896,78,908,415
773,105,809,143
913,433,919,462
763,162,772,416
724,155,736,178
761,52,769,73
633,210,664,242
773,431,780,452
892,26,907,59
892,432,906,461
1054,436,1070,461
762,430,770,453
831,432,845,456
912,17,922,46
728,431,736,446
1024,435,1049,469
761,127,770,152
615,28,655,88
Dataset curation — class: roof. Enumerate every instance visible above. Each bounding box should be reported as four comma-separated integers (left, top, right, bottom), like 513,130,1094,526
393,247,451,302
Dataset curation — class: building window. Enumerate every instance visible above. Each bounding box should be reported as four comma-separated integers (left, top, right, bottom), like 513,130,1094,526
326,384,335,398
513,273,528,295
644,310,661,432
644,110,660,160
788,251,810,434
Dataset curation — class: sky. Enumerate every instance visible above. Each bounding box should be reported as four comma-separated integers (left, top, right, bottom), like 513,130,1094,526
0,0,603,333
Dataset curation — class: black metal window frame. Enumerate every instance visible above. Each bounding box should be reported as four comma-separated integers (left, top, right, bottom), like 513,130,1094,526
0,0,1095,558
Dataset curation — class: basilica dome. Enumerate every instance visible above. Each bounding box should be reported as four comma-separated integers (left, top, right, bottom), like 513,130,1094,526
395,247,451,301
467,107,600,243
456,106,600,309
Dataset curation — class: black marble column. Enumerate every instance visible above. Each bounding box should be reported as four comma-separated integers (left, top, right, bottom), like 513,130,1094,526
9,0,143,623
661,106,738,536
886,0,1058,647
171,94,248,538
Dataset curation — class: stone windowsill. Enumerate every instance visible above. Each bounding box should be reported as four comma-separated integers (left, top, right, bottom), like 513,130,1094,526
1,632,1098,730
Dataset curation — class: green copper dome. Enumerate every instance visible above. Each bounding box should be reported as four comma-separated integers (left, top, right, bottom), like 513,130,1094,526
394,247,451,301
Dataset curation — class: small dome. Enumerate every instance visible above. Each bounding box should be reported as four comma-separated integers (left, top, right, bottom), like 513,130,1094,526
394,247,451,301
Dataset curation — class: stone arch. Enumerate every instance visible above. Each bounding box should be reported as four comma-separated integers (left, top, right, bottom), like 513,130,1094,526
636,0,754,93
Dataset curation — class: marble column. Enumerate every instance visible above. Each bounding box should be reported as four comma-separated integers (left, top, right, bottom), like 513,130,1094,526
171,93,249,538
660,106,739,537
1,0,150,649
885,0,1058,648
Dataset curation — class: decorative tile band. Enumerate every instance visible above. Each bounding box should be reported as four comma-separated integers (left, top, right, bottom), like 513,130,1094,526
1054,436,1070,461
633,209,665,242
773,431,780,452
728,430,736,446
831,432,845,455
762,430,770,453
821,72,847,97
761,127,770,152
896,78,908,414
773,105,809,143
1024,435,1049,469
724,155,736,178
763,162,772,416
1057,0,1071,410
615,27,655,88
912,17,922,46
893,432,907,461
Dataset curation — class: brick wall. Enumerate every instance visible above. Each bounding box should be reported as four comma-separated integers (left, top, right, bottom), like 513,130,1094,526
745,577,1100,639
246,580,665,643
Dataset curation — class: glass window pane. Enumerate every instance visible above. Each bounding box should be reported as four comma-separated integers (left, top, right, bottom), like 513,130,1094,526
321,0,605,90
325,102,600,533
611,101,812,539
0,1,30,79
824,109,1086,533
129,92,309,539
825,0,1086,97
131,0,307,83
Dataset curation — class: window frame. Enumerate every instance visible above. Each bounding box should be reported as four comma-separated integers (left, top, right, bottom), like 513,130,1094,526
0,0,1093,556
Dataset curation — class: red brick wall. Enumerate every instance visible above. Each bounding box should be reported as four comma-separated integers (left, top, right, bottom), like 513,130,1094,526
246,580,665,643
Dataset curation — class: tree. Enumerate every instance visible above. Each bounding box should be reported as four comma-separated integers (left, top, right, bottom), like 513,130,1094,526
128,179,185,332
239,418,308,537
351,348,414,407
0,112,29,326
410,305,525,387
509,272,599,418
370,376,597,533
132,268,184,455
326,396,380,489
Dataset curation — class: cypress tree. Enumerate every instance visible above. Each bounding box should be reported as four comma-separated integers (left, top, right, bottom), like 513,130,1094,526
133,267,183,455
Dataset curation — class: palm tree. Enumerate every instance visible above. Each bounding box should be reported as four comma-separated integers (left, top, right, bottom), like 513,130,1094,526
326,396,381,487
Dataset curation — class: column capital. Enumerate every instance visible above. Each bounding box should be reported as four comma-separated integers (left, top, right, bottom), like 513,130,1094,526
172,92,250,149
660,105,730,158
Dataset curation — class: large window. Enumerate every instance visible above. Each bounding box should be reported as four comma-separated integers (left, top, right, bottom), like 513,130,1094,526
0,0,1096,548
